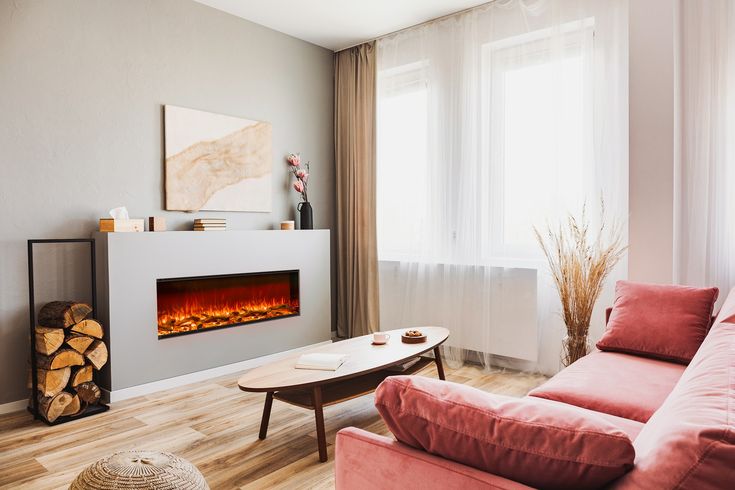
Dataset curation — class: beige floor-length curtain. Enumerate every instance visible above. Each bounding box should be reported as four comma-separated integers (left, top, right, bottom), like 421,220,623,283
334,42,380,338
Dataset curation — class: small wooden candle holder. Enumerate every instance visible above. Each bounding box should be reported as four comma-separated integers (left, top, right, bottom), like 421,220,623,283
148,217,167,232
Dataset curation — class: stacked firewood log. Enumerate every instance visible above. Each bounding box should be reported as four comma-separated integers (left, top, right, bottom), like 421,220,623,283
32,301,107,422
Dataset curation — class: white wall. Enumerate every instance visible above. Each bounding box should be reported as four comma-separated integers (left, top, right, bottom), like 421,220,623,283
0,0,335,405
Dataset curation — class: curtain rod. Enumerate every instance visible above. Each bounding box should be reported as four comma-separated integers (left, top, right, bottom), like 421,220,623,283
335,0,498,52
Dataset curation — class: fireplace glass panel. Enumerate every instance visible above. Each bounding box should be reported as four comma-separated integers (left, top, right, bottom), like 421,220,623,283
157,270,299,339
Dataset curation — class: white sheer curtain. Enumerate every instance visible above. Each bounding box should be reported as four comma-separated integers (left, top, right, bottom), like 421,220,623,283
376,0,628,374
676,0,735,299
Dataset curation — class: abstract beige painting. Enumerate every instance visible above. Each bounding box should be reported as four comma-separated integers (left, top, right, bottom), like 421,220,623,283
164,105,272,212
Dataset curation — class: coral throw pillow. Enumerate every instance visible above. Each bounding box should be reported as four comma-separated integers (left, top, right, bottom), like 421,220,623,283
375,376,635,490
596,281,718,364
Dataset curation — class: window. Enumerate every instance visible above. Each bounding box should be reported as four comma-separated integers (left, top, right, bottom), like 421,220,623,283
377,20,595,265
483,21,593,259
376,63,429,261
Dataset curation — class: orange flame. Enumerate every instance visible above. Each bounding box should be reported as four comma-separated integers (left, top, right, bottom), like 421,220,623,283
158,295,299,337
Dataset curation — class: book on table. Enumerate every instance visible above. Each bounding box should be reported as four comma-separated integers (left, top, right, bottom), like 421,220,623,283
193,226,226,231
295,353,348,371
193,218,226,230
193,219,226,231
386,357,421,372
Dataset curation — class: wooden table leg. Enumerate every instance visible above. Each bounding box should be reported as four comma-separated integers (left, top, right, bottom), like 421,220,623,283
258,391,274,440
433,346,446,381
312,386,328,462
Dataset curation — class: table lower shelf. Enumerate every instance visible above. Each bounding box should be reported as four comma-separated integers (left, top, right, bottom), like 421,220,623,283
273,356,434,409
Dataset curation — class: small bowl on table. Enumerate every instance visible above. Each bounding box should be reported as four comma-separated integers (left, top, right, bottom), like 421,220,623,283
401,329,427,344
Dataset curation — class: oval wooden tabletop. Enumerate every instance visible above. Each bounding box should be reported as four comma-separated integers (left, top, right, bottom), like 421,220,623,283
238,326,449,392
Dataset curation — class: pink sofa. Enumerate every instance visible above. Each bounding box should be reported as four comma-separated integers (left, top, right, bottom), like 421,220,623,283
335,290,735,489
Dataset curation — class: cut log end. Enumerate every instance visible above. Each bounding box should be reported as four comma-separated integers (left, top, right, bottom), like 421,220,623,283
35,327,65,356
39,391,74,422
65,333,94,354
38,301,92,328
61,394,82,417
37,349,85,370
84,340,108,370
71,365,93,387
76,382,101,405
70,319,104,339
37,367,71,397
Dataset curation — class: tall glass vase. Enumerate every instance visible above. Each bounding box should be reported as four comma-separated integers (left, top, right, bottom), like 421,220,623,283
561,332,591,368
298,202,313,230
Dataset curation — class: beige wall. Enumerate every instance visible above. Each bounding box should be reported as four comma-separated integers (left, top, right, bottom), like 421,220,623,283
628,0,677,284
0,0,335,406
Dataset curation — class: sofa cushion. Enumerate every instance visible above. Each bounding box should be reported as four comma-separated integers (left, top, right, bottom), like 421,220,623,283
610,320,735,489
528,350,685,423
532,398,645,441
375,375,635,490
596,281,718,364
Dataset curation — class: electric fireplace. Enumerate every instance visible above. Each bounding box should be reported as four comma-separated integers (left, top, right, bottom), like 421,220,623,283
156,270,300,339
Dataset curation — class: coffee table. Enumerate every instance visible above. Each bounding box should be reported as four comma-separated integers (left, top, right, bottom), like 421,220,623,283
238,326,449,462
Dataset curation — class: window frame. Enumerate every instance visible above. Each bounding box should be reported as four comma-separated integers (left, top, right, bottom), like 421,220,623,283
376,60,431,262
480,18,595,262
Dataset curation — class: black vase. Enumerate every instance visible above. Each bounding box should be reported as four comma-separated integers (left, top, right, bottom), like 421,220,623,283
298,201,313,230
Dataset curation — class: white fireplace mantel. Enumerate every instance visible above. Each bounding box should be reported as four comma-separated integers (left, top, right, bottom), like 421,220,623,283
94,230,331,396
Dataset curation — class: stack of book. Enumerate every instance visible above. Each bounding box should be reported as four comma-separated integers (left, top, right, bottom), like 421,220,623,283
294,353,348,371
193,218,226,231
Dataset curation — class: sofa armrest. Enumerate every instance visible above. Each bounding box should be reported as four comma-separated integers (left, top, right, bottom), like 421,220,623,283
335,427,535,490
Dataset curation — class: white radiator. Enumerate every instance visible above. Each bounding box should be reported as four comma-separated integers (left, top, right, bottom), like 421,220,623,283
378,262,538,362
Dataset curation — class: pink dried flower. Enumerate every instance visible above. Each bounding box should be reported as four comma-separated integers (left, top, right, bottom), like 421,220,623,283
293,180,304,193
286,153,301,166
296,170,309,182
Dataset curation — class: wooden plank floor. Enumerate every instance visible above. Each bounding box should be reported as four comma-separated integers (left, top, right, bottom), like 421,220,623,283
0,363,546,489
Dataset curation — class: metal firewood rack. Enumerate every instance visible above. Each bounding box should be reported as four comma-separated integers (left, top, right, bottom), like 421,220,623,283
27,238,109,425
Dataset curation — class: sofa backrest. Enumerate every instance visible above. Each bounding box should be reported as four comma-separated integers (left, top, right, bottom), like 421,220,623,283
714,287,735,325
610,293,735,489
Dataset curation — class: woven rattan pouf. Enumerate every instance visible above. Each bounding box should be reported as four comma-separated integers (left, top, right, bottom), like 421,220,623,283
70,451,209,490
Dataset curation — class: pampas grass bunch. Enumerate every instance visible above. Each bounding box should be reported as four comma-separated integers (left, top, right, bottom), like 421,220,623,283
534,200,627,367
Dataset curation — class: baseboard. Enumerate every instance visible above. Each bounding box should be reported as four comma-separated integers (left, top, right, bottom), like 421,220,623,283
102,340,332,403
0,399,28,415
